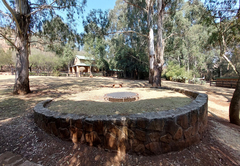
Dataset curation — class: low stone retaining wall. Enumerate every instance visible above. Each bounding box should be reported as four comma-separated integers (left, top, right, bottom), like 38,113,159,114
34,87,208,155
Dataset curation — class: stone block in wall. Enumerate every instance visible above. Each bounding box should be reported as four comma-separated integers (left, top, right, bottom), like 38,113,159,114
147,119,164,131
145,142,161,155
148,132,161,142
118,137,129,153
136,118,147,129
56,118,69,129
70,126,78,143
177,114,189,129
83,121,93,132
105,133,118,150
160,134,172,144
127,118,136,128
128,129,134,139
135,129,146,142
165,119,179,136
93,120,104,135
184,127,193,140
59,128,70,139
174,127,183,140
172,140,187,151
118,126,128,140
49,122,58,136
190,109,198,126
85,131,101,146
134,144,145,154
108,123,121,137
73,119,83,129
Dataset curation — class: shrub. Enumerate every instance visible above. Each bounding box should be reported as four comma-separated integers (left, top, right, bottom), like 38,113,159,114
165,62,193,82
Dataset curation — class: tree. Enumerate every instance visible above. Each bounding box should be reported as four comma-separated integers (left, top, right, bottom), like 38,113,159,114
204,0,240,125
0,0,86,94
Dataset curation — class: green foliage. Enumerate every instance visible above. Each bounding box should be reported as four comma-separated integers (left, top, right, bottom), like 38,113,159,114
29,49,61,74
165,62,193,82
0,49,14,66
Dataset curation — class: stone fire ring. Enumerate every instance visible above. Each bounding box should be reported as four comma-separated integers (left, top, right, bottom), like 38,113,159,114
34,87,208,155
104,92,139,102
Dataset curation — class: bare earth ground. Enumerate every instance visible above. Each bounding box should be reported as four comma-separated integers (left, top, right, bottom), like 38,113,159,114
0,76,240,166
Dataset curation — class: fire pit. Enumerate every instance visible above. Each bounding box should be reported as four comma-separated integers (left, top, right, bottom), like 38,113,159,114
104,92,139,102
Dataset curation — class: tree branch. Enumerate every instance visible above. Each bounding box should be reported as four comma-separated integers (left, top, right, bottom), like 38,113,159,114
123,0,148,12
108,30,149,38
0,10,11,17
27,0,57,16
0,32,19,51
129,54,148,65
163,33,176,42
2,0,22,35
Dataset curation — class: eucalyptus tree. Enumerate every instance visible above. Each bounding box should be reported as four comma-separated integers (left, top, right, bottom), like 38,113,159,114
108,0,148,79
164,0,213,78
0,0,86,94
122,0,180,86
204,0,240,125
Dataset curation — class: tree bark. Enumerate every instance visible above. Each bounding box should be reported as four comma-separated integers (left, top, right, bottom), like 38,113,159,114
13,0,31,94
154,0,165,87
229,76,240,125
147,0,155,85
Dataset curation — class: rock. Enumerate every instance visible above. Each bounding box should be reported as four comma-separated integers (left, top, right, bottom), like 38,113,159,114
160,134,172,144
184,127,193,139
83,122,93,132
105,133,117,150
135,129,146,142
134,144,145,153
147,119,164,131
145,142,161,154
48,122,58,136
174,127,183,140
177,114,189,129
74,119,83,129
85,131,101,146
148,132,161,142
190,110,198,126
136,118,147,129
128,129,134,139
59,128,69,139
93,120,104,135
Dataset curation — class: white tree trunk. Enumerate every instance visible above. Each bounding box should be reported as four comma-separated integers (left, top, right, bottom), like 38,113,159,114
147,0,155,84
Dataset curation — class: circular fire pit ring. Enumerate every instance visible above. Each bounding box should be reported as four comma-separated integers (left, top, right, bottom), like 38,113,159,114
104,92,139,102
34,87,208,155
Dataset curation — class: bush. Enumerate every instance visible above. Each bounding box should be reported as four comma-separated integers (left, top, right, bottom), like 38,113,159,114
53,70,60,77
165,62,193,82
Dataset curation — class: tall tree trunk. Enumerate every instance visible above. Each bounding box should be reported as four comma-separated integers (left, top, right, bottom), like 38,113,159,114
147,0,155,85
229,76,240,125
13,0,31,94
155,0,165,87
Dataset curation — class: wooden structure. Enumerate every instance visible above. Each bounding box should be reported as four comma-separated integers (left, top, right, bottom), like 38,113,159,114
210,77,238,88
69,55,98,76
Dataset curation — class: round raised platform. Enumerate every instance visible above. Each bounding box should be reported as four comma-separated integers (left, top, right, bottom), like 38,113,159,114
104,92,139,102
34,87,208,155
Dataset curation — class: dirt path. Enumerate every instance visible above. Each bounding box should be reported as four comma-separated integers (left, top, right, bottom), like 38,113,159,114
0,77,240,166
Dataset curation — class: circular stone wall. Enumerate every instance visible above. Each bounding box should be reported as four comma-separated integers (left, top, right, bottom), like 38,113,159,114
34,87,208,155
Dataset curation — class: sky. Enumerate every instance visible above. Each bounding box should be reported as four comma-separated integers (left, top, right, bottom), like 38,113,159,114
0,0,116,33
75,0,116,33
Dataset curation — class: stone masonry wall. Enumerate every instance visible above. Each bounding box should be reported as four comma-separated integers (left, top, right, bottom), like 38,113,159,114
34,87,208,155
